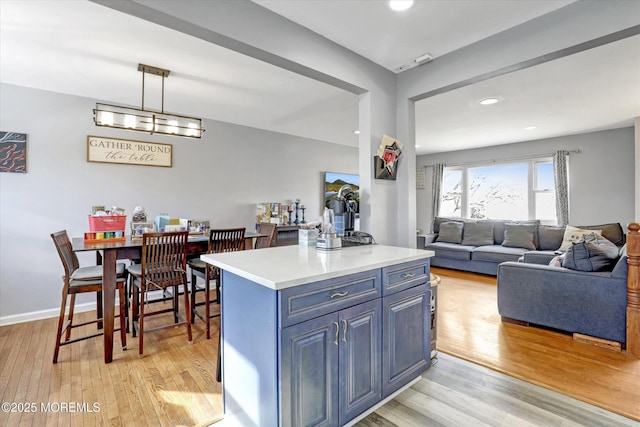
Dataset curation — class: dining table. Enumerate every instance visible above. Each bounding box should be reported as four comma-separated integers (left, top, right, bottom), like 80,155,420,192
71,230,264,363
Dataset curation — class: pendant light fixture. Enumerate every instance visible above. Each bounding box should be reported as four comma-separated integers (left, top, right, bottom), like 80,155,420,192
93,63,205,139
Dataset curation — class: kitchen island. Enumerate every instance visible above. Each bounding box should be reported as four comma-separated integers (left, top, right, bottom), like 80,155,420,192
202,244,435,426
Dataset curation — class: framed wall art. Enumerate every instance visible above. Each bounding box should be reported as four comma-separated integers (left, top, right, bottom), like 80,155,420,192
0,131,27,173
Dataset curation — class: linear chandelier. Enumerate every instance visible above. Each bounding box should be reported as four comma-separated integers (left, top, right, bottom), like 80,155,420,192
93,64,205,139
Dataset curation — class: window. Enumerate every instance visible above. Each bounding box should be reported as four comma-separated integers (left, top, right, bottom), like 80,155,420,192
439,158,557,223
441,169,462,218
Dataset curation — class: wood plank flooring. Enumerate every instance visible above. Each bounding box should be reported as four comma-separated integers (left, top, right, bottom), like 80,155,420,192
0,299,223,427
2,268,639,426
358,267,640,426
357,353,637,427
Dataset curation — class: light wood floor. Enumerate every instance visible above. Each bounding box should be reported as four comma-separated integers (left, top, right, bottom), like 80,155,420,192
3,269,640,426
358,267,640,426
0,299,223,427
357,352,638,426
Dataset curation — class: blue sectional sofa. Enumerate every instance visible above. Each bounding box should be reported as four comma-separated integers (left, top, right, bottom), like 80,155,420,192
421,217,625,276
422,217,629,344
497,249,628,344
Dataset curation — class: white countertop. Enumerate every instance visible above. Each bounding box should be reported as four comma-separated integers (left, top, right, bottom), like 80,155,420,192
201,244,434,290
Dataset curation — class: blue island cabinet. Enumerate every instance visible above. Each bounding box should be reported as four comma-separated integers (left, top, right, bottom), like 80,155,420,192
220,259,431,427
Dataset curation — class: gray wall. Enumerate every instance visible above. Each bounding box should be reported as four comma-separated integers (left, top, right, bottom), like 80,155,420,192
0,83,358,323
416,127,635,234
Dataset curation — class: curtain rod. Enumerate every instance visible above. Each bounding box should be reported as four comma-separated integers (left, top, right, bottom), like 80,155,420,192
422,149,580,168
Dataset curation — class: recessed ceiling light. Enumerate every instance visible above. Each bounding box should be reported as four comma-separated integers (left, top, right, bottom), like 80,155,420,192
479,98,499,106
524,126,537,130
415,144,420,148
389,0,414,11
353,130,360,135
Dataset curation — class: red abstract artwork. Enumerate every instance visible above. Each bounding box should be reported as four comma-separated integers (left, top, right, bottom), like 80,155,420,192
0,131,26,173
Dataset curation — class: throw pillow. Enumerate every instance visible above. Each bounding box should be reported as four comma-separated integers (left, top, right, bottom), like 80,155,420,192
563,232,619,272
436,221,464,244
558,225,601,252
461,221,494,246
537,225,565,251
501,223,537,250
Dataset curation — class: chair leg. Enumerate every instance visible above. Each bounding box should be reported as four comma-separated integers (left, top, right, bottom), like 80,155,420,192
53,293,68,364
183,276,193,345
138,282,145,358
215,280,221,306
173,285,179,324
132,283,139,338
190,271,197,323
118,284,127,350
65,293,76,342
96,290,103,330
124,275,131,333
205,276,211,340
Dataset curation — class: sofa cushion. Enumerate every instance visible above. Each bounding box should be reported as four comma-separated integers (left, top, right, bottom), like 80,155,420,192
425,242,474,261
433,217,464,234
472,245,527,263
558,225,602,252
563,233,620,272
461,221,494,246
577,222,625,246
436,221,464,244
522,250,557,265
537,225,565,250
501,223,537,250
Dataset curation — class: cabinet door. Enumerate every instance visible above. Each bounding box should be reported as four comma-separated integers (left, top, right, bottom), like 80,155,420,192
281,312,339,427
339,299,382,425
382,284,430,397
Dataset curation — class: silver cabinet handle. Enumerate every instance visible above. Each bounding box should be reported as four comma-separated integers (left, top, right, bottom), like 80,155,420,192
333,322,339,346
330,291,349,298
342,319,348,342
402,273,416,279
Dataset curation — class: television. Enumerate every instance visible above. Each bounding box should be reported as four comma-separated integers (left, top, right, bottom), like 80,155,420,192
324,172,359,211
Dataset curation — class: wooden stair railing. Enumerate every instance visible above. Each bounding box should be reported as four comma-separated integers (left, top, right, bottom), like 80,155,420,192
628,222,640,357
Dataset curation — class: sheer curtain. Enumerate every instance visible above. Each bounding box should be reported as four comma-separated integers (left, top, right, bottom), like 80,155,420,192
431,163,444,232
553,150,569,226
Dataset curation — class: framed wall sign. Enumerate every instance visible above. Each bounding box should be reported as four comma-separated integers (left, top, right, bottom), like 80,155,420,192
87,135,172,167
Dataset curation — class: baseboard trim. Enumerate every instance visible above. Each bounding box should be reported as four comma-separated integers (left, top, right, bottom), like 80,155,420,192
0,302,96,327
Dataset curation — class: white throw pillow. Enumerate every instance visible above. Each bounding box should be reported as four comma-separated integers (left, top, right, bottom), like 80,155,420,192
558,225,601,252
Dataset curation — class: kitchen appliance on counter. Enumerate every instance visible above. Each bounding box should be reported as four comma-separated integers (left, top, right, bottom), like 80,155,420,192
317,208,342,251
329,184,358,235
341,231,374,247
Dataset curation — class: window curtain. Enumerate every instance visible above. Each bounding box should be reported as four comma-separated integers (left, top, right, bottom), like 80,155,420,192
553,150,569,226
431,163,444,232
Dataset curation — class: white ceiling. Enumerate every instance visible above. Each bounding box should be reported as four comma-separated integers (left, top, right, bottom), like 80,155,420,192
1,0,639,155
254,0,574,73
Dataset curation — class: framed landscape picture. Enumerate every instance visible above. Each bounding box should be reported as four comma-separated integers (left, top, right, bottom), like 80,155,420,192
324,171,359,210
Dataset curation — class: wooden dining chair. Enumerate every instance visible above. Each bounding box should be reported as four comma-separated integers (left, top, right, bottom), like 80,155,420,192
187,227,245,339
127,231,193,358
254,222,277,249
50,230,127,363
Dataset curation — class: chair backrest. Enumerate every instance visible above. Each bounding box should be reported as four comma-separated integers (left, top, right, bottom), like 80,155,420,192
141,231,189,288
208,228,246,254
255,222,277,249
51,230,79,279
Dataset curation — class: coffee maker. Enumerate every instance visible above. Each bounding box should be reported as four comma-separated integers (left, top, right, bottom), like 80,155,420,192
329,184,358,235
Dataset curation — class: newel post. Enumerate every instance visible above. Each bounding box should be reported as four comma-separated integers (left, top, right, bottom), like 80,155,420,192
627,222,640,357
